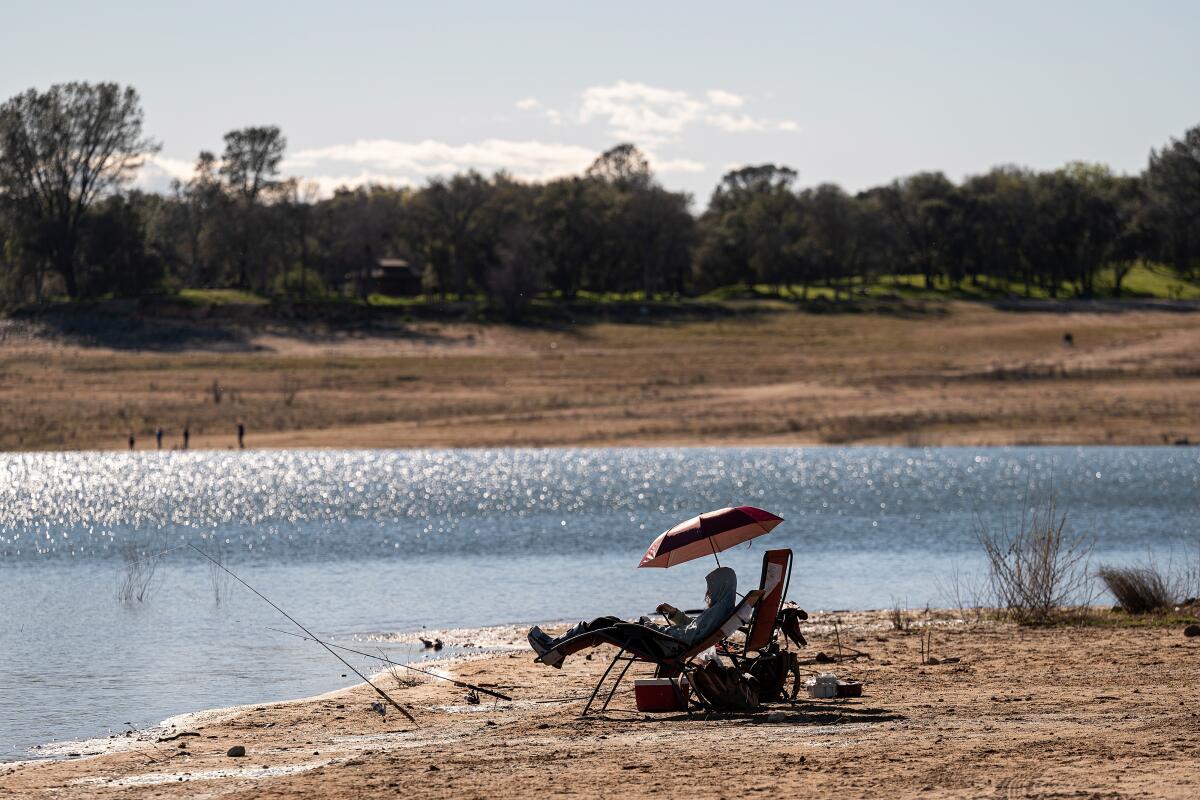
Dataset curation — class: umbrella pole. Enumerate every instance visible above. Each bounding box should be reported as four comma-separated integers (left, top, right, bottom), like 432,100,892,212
709,537,721,568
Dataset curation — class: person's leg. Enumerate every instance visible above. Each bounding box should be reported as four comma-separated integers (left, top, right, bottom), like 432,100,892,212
528,616,622,667
542,616,621,649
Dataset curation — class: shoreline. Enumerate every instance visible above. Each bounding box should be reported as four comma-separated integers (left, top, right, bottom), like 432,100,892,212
4,610,1199,798
1,610,933,766
5,441,1199,455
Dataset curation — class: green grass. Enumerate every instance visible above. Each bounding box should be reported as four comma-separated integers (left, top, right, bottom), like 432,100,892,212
176,288,269,306
1103,263,1200,299
150,264,1200,314
732,263,1200,303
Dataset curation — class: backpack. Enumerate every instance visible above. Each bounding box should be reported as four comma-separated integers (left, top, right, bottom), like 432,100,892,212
690,660,760,711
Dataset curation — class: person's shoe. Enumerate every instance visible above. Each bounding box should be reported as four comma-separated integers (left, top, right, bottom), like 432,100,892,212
527,627,551,656
541,648,565,669
527,627,564,669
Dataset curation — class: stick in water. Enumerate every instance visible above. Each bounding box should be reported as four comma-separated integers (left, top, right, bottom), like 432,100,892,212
186,544,416,725
265,626,512,701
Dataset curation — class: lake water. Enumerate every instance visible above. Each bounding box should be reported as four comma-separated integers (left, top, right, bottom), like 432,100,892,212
1,446,1198,761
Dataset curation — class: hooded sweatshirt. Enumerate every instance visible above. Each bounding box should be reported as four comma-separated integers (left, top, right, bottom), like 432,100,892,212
657,566,738,646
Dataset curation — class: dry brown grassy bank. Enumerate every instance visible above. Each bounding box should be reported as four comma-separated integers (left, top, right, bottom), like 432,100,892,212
1,301,1198,450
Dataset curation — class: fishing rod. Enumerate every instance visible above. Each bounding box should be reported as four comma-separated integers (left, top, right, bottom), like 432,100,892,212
266,626,512,702
185,544,417,725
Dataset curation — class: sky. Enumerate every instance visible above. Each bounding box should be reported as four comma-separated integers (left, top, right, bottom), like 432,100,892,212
3,1,1199,205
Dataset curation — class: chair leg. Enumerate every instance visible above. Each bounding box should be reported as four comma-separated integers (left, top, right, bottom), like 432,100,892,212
600,656,635,713
581,647,624,717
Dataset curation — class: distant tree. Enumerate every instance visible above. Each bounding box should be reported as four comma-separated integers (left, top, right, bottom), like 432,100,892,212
219,126,287,288
802,184,860,296
316,186,404,300
878,172,957,290
81,193,164,296
0,82,158,297
1030,164,1119,298
534,176,614,300
1144,123,1200,278
585,143,652,192
490,218,544,317
696,165,799,291
406,171,494,297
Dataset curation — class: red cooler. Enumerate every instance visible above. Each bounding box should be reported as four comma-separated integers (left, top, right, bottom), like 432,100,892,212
633,678,690,712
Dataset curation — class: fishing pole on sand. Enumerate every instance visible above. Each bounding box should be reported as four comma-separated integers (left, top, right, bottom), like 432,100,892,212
265,627,513,701
185,543,418,725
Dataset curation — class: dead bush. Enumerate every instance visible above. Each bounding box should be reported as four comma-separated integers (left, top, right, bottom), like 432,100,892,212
976,491,1094,624
1097,564,1176,614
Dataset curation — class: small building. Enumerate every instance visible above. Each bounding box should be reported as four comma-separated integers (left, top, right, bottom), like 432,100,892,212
368,258,423,296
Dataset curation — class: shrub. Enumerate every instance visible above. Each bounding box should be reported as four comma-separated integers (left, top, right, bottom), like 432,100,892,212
1097,565,1176,614
976,491,1093,624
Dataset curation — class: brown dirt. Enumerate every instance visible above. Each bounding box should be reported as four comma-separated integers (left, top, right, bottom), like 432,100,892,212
2,302,1199,451
3,613,1198,799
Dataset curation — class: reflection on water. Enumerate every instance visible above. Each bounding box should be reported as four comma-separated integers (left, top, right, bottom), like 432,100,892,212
1,446,1197,761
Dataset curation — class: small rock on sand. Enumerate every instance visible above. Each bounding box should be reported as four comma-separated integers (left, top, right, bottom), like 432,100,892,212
226,745,246,758
1184,624,1200,638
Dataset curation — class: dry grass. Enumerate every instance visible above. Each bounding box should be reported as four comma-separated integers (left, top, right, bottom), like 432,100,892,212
115,543,159,605
1098,564,1177,613
1,302,1199,450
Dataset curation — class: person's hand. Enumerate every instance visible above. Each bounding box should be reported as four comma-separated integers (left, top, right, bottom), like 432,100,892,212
656,603,678,616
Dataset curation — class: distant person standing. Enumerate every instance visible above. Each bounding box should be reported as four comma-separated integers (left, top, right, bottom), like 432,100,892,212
155,427,163,450
237,422,245,449
128,432,135,451
183,426,190,450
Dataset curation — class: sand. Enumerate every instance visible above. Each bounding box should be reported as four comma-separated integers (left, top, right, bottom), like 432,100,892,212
2,302,1200,451
3,611,1198,799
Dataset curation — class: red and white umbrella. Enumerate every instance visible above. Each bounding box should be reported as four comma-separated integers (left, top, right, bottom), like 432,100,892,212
638,505,783,568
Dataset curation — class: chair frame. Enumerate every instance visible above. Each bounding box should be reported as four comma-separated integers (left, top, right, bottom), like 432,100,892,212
722,548,793,667
577,590,763,717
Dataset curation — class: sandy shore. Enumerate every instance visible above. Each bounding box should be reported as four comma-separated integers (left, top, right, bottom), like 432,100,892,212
3,302,1199,450
3,611,1198,798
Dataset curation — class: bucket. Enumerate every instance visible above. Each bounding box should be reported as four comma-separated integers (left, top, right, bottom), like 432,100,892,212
634,678,690,712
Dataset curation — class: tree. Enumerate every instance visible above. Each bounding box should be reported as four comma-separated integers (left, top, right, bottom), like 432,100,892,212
220,126,287,288
1144,123,1200,278
585,143,652,192
696,165,799,291
0,82,158,297
534,176,614,300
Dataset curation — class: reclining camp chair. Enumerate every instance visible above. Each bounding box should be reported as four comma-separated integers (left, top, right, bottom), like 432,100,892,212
716,548,808,702
720,548,793,666
575,589,763,717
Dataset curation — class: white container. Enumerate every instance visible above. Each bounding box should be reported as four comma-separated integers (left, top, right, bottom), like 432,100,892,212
806,672,839,699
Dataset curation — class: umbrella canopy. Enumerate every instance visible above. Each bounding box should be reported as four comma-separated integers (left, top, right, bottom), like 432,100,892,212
638,505,783,568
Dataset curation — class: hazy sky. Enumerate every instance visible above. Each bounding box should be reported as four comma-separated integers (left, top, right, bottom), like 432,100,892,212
4,1,1198,203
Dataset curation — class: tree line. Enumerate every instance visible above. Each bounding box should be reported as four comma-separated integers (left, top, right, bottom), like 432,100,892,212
2,82,1199,314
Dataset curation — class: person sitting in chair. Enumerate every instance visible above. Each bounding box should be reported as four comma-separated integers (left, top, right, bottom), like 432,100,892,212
527,567,737,669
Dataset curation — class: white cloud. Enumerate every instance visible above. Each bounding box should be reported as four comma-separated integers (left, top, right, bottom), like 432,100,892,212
286,138,601,182
578,80,707,145
131,155,199,192
515,97,541,110
301,171,417,196
706,113,768,133
706,89,745,108
652,157,707,174
531,80,799,144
